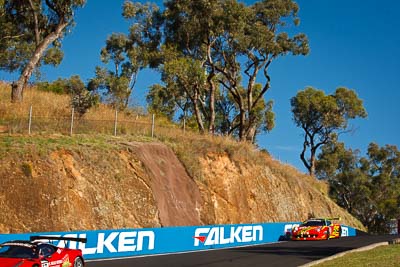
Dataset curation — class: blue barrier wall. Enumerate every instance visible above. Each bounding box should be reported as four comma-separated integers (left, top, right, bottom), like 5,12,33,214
0,222,356,260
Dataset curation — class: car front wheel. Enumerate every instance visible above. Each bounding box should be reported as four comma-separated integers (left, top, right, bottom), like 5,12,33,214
74,257,84,267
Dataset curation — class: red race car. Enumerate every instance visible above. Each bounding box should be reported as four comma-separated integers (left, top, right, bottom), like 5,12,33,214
0,236,86,267
291,217,342,241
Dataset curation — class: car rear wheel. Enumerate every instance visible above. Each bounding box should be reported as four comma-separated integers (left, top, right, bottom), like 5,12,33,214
74,257,84,267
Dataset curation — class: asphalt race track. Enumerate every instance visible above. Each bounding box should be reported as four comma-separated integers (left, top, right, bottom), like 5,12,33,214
86,235,396,267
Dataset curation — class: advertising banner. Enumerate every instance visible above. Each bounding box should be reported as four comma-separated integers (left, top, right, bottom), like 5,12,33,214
0,222,356,260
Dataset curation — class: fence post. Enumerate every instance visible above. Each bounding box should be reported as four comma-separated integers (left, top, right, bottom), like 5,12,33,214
114,109,118,136
183,110,186,134
28,105,32,135
151,114,155,138
70,107,74,136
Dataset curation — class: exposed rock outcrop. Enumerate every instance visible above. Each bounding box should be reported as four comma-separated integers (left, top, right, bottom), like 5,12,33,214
0,138,364,233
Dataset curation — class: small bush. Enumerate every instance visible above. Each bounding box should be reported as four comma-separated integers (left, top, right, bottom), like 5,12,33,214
21,162,32,177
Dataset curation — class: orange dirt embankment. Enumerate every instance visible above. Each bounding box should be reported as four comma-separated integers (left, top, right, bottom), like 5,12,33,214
0,140,364,233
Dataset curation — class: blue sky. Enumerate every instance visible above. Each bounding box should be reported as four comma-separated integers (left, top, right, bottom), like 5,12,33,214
1,0,399,173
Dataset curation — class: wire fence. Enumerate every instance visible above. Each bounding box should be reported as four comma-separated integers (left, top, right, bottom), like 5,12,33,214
0,106,186,138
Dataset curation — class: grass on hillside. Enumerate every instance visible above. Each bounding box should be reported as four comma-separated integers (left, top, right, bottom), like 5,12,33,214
314,244,400,267
0,81,172,135
0,81,272,170
0,134,119,157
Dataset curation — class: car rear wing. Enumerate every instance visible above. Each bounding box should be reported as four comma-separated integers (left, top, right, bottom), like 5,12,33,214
325,217,341,221
308,217,341,221
30,236,87,243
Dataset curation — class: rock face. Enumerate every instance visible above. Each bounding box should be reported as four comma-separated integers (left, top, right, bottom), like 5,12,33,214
0,140,363,234
197,154,356,225
127,142,202,226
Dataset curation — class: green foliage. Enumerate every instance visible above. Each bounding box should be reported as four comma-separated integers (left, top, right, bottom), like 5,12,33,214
66,75,99,116
90,2,163,110
89,66,131,110
317,141,400,234
155,0,306,140
36,79,69,95
146,84,177,121
160,49,208,131
42,47,64,66
1,0,84,66
263,100,275,133
0,0,85,102
291,87,367,175
37,76,99,116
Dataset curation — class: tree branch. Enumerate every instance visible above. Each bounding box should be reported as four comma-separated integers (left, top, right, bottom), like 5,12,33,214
45,0,62,18
250,61,271,111
0,33,25,41
28,0,40,46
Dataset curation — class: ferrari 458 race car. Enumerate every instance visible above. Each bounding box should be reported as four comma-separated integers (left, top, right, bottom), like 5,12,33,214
0,236,86,267
291,217,342,241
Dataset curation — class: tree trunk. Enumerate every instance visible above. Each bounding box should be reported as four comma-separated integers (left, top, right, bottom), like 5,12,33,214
309,148,316,176
205,42,215,134
193,90,205,133
238,108,246,141
245,124,257,143
300,136,312,175
207,76,216,134
11,21,68,103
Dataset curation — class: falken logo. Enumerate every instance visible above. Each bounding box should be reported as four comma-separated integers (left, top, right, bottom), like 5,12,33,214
50,231,155,255
193,225,263,246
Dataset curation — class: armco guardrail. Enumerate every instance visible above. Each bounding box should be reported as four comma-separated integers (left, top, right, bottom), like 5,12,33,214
0,222,356,260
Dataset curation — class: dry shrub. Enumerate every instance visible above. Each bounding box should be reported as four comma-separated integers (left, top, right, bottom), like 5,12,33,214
0,82,155,134
0,82,70,119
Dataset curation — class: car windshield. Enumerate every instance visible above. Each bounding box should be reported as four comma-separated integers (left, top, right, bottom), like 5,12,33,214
0,245,38,259
300,220,325,227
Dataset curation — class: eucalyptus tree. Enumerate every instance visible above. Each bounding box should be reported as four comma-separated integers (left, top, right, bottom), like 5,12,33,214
65,75,99,116
360,143,400,233
291,87,367,175
163,0,224,134
0,0,85,102
89,34,133,109
214,81,275,141
147,46,206,128
162,55,208,132
316,140,369,216
163,0,308,140
90,2,162,109
147,84,178,121
317,141,400,233
209,0,307,141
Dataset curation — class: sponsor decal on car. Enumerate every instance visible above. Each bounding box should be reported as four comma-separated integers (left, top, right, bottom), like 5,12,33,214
284,224,299,234
45,254,69,267
341,226,349,237
193,225,263,246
